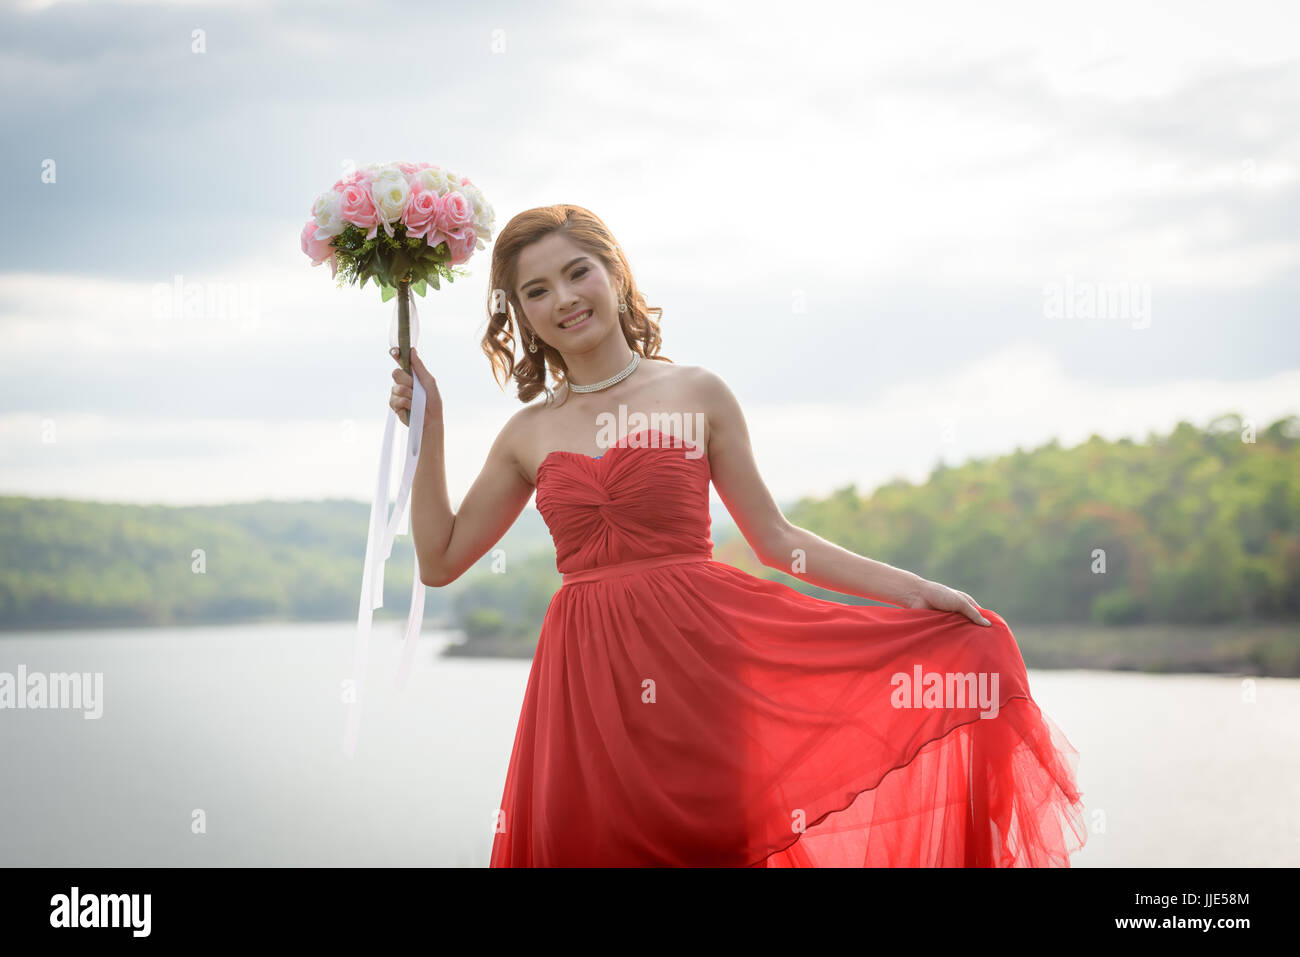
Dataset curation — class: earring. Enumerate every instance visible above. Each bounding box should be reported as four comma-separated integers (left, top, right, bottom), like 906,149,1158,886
618,303,627,313
529,331,538,353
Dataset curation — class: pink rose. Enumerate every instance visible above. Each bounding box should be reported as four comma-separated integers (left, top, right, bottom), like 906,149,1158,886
331,169,365,192
444,225,477,265
396,161,420,176
436,191,475,234
340,182,379,234
402,185,442,241
300,221,336,269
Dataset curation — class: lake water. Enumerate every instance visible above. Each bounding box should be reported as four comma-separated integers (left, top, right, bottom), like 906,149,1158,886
1,621,1296,867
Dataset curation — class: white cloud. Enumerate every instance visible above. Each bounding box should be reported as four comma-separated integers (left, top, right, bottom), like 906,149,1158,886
3,343,1293,507
742,343,1300,501
1,0,1297,507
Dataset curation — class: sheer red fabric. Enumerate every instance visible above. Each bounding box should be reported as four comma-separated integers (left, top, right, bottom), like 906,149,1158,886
489,428,1087,867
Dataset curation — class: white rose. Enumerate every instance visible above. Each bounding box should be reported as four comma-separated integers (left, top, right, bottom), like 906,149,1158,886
370,170,410,225
311,190,346,237
461,186,495,240
429,167,461,194
414,168,443,195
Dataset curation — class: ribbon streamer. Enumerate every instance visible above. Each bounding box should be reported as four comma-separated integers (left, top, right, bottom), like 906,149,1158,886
342,296,427,757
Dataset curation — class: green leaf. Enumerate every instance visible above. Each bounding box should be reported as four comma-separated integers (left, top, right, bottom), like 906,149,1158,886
430,272,440,291
413,279,427,297
380,283,397,303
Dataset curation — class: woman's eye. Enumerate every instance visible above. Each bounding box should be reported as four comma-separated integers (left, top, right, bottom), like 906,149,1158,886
526,266,589,299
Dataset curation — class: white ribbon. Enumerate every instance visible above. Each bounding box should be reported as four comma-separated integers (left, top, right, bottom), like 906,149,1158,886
342,295,427,757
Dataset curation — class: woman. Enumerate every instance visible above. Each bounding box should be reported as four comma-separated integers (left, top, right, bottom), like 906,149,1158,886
389,204,1087,867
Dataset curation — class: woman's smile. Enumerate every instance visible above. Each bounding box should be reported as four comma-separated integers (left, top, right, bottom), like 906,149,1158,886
558,309,592,330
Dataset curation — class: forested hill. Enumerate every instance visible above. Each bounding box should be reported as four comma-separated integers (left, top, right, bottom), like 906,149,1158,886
0,413,1296,634
776,414,1299,625
0,497,550,629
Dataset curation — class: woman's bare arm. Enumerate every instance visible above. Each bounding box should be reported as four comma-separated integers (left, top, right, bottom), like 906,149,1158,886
410,412,535,587
701,369,986,620
390,347,535,587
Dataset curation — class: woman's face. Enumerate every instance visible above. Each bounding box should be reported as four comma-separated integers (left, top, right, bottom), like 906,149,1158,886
514,232,618,351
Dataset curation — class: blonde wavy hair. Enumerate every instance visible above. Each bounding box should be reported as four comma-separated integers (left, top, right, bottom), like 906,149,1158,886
480,204,671,404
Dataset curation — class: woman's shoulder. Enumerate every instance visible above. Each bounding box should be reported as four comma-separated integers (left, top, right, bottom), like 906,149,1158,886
503,398,547,444
495,401,549,485
647,358,718,389
507,361,720,424
663,361,729,399
618,360,729,413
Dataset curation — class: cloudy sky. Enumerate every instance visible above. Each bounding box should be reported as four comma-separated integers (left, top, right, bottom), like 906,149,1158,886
2,0,1297,514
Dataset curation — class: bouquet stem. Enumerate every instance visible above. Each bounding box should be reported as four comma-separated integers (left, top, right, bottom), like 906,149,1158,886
397,278,412,375
397,278,412,425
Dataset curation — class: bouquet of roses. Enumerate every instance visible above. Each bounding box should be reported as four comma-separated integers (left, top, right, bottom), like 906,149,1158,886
302,160,494,297
302,160,495,378
301,161,494,757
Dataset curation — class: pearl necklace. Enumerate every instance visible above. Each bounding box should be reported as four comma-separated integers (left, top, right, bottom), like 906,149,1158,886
566,352,641,393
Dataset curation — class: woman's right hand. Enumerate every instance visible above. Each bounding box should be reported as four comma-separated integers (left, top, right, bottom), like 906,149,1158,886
389,346,442,428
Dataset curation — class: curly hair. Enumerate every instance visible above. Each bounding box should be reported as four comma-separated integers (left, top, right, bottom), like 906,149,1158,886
479,204,672,405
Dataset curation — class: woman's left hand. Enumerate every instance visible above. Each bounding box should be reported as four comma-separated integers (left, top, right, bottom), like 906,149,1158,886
901,579,992,626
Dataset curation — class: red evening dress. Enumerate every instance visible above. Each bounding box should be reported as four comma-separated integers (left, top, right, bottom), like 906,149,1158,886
488,428,1087,867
